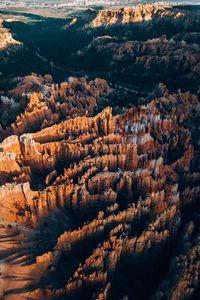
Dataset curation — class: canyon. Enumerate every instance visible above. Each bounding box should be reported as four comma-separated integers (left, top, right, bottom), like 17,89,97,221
76,4,200,93
0,3,200,300
77,34,200,91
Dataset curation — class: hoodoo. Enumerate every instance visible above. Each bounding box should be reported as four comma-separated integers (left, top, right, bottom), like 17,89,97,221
0,2,200,300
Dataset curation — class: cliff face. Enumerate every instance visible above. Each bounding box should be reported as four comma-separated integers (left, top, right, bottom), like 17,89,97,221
89,4,200,28
74,3,200,94
0,19,22,63
0,31,20,49
0,76,200,300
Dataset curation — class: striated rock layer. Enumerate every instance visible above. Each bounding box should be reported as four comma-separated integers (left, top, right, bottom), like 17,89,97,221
77,34,200,93
89,4,200,28
0,75,200,300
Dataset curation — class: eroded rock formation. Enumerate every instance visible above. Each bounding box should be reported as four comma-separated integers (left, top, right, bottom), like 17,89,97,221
77,35,200,92
0,74,110,140
0,4,200,299
0,76,199,300
0,19,22,63
89,4,200,28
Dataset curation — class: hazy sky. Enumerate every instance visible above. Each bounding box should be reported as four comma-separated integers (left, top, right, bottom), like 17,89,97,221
1,0,200,4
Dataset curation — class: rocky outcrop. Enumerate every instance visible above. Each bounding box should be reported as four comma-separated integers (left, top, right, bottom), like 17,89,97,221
77,35,200,92
89,4,200,28
0,19,22,63
151,222,200,300
74,4,200,94
0,4,200,299
0,75,111,140
0,76,200,300
0,31,20,50
0,182,36,223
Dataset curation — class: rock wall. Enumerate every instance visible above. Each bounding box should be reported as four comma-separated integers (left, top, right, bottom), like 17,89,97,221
89,4,200,28
0,19,22,63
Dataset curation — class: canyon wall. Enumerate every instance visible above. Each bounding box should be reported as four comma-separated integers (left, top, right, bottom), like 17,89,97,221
0,19,22,63
89,4,200,28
